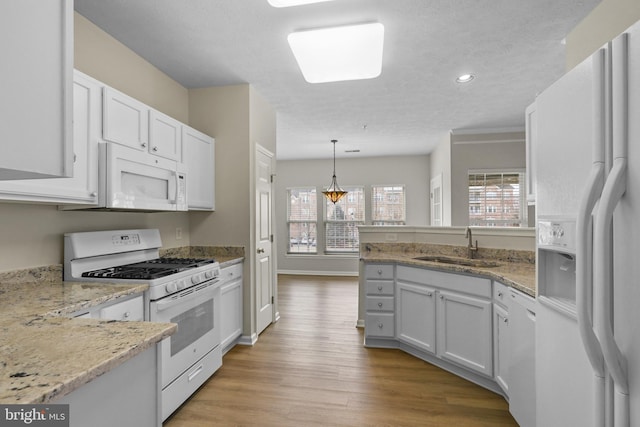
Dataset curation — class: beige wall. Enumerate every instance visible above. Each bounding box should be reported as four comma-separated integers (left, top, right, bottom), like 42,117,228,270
275,155,430,274
0,13,193,272
429,133,453,226
566,0,640,70
450,131,526,226
188,84,276,339
74,13,189,123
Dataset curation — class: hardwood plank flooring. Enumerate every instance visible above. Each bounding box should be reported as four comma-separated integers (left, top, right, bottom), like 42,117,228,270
164,275,518,426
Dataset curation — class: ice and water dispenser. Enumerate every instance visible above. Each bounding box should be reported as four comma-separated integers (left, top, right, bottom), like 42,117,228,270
537,218,578,315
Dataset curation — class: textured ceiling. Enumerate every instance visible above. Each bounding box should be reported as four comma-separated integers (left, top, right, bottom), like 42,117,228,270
74,0,599,160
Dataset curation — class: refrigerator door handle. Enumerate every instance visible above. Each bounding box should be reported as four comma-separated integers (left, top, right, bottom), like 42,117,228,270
594,32,629,427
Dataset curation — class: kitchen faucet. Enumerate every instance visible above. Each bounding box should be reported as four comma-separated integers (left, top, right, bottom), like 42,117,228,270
465,227,478,259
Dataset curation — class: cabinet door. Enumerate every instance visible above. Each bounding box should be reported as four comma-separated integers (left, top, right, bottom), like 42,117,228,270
437,290,493,377
396,281,436,354
493,303,510,393
183,126,215,210
0,70,100,204
525,102,537,205
150,110,183,162
0,0,73,180
103,87,149,151
220,276,243,352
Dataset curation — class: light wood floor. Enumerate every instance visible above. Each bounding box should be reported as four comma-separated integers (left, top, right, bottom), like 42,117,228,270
164,275,518,426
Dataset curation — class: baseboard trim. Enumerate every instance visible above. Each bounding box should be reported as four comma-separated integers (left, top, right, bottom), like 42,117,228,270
237,333,258,347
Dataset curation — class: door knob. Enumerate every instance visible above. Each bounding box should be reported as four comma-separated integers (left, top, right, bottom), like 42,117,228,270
257,248,265,254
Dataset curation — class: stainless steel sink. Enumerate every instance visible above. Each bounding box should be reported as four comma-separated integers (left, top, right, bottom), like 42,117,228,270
412,255,499,268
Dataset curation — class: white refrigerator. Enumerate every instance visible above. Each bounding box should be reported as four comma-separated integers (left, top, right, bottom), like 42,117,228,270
534,18,640,427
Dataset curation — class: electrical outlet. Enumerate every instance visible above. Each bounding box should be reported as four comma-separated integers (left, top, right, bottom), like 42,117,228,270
176,227,182,240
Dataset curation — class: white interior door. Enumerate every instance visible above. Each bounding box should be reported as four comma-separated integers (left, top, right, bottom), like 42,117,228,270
256,145,274,335
430,174,443,226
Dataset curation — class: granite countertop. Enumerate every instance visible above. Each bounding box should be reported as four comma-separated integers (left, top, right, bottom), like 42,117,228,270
361,244,535,297
0,276,176,404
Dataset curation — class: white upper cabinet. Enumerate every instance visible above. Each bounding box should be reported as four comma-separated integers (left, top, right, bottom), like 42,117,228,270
103,87,150,151
0,0,73,180
183,126,215,210
525,102,537,205
150,110,183,162
0,70,101,204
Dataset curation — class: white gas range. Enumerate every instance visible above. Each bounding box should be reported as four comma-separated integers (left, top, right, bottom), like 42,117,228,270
64,229,223,421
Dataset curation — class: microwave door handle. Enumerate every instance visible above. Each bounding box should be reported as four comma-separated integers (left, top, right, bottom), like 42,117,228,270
169,171,178,204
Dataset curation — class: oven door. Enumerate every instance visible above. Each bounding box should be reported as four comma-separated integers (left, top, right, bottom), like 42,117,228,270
150,279,220,388
101,142,187,211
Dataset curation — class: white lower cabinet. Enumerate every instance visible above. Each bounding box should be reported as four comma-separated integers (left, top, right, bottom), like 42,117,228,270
57,345,159,427
364,264,395,340
493,302,510,393
436,289,493,377
396,281,436,354
220,262,243,354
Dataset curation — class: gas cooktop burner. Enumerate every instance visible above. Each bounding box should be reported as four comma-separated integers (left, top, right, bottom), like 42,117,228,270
81,257,216,280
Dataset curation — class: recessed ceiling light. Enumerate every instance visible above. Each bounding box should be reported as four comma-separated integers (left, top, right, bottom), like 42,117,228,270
287,23,384,84
456,73,475,83
268,0,335,7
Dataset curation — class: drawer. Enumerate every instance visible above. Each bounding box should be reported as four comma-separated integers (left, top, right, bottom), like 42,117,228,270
365,263,394,280
493,281,510,307
365,280,394,296
365,313,395,338
100,295,144,321
366,295,394,312
221,262,243,283
396,265,491,298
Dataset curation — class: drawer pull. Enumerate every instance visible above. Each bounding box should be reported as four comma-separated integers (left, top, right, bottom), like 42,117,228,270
377,322,384,329
504,317,509,323
440,294,444,299
426,292,433,297
378,302,383,308
498,292,503,297
377,285,383,291
377,269,383,275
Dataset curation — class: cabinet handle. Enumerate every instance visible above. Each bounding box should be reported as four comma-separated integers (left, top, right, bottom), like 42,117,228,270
377,285,383,291
378,302,383,308
426,291,433,297
439,295,444,299
141,142,147,148
257,248,265,254
152,146,158,152
123,311,130,319
504,317,509,323
498,292,503,297
377,269,383,275
377,322,383,329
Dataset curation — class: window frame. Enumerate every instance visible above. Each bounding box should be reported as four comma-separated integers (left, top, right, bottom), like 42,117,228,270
286,187,318,254
468,169,527,227
323,185,365,254
371,185,406,226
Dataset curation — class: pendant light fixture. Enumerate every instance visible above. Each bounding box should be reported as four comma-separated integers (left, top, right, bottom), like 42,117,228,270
322,139,347,204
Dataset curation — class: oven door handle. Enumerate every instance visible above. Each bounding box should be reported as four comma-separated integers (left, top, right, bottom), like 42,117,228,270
154,281,218,313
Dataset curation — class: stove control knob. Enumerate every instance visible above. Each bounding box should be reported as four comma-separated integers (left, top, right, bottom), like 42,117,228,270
191,275,200,285
165,281,178,293
205,270,213,279
176,280,186,290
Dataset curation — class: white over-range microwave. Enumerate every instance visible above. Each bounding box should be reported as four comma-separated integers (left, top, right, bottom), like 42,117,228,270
97,142,187,211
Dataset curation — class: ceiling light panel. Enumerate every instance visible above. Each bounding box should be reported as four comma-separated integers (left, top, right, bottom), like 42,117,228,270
288,23,384,84
268,0,336,7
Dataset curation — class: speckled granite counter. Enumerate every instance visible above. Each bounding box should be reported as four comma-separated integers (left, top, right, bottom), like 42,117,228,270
0,268,176,404
361,243,535,297
161,245,245,268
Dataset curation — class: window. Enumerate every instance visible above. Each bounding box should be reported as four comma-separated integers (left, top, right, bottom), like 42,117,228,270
287,187,317,253
468,171,527,227
372,186,406,225
325,186,365,253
